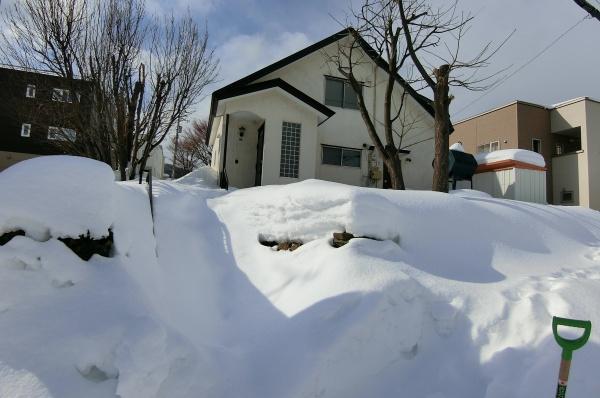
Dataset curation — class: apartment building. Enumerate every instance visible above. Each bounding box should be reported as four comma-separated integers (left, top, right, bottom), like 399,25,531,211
451,97,600,209
0,66,86,171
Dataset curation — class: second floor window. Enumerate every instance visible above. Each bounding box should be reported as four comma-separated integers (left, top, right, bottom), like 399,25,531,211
21,123,31,137
324,76,360,109
52,88,72,103
26,84,36,98
48,126,76,141
477,140,500,153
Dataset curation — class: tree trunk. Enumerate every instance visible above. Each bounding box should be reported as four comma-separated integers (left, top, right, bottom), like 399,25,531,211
384,149,405,190
432,64,451,193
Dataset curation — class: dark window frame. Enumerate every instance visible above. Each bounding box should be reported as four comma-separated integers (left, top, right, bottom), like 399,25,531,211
321,144,362,168
324,75,362,110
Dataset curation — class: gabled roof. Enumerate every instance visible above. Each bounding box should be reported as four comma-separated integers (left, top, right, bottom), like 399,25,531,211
207,28,437,143
213,78,335,119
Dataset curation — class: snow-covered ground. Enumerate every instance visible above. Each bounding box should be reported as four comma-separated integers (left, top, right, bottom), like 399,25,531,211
1,156,600,397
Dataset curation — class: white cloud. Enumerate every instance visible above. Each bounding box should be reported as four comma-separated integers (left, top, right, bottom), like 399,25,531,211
187,31,312,123
145,0,219,17
216,31,311,86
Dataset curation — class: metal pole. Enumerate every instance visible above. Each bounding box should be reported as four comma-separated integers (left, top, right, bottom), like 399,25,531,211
171,122,182,179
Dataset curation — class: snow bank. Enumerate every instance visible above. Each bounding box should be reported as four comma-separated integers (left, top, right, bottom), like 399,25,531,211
0,156,116,239
475,149,546,168
174,166,218,188
2,158,600,398
0,156,210,398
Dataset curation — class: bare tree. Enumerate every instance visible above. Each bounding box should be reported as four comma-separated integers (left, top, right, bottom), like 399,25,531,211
572,0,600,22
168,119,211,176
396,0,507,192
325,3,426,189
0,0,218,181
331,0,506,191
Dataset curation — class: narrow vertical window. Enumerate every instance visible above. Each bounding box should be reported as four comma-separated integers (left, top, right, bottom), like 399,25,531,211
25,84,36,98
21,123,31,137
532,138,541,153
280,121,301,178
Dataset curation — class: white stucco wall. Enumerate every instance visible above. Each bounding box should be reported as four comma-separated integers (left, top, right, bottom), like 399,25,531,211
250,38,435,189
216,89,320,188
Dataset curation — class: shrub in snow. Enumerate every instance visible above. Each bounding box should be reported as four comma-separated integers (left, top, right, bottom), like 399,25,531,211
0,156,117,240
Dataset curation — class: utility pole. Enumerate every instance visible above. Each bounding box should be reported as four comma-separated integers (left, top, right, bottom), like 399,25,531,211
171,121,182,179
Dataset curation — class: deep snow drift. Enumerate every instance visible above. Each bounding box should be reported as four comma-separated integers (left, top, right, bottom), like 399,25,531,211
1,156,600,397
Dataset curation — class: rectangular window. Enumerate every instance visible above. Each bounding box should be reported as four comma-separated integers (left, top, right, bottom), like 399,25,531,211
321,145,361,168
26,84,36,98
476,143,491,153
490,141,500,152
48,126,76,141
280,121,301,178
532,138,541,153
324,76,361,109
21,123,31,137
52,88,72,103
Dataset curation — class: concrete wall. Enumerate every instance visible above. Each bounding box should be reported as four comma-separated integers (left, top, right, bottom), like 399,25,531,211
254,38,435,189
0,150,39,171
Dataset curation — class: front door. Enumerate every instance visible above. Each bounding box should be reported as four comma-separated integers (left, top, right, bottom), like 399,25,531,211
254,123,265,186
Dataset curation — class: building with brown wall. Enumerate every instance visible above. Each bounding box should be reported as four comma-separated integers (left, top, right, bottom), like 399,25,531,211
0,66,87,171
452,97,598,209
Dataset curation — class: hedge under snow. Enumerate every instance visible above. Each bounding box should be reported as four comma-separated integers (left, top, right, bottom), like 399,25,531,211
0,156,599,398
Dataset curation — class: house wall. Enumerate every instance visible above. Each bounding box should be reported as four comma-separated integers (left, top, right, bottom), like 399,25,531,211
552,152,583,206
516,103,552,201
253,39,435,190
451,103,519,154
551,100,590,207
0,67,89,159
217,90,319,188
584,100,600,210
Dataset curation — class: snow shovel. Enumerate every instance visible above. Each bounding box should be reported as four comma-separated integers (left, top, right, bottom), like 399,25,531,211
552,316,592,398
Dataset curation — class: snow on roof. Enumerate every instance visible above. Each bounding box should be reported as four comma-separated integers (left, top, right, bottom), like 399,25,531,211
0,156,116,239
474,149,545,168
449,142,465,152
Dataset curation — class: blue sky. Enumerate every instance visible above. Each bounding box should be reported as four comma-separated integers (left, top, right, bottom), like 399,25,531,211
3,0,599,128
157,0,600,126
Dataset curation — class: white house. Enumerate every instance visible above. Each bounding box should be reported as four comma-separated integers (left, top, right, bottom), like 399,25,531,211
207,28,436,190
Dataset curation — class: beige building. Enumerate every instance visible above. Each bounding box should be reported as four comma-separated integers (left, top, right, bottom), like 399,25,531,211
452,97,600,209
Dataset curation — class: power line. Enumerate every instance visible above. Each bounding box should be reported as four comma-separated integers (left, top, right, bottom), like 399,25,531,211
453,14,590,119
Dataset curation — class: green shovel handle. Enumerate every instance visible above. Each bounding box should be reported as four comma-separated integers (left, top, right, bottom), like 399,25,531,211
552,316,592,360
